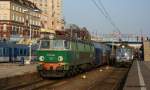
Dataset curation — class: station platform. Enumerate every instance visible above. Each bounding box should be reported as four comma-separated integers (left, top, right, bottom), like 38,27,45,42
0,63,37,79
124,60,150,90
0,63,40,89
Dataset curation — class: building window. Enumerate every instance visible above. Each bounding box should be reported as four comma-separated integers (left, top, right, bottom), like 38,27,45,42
22,16,24,22
19,7,22,12
16,26,19,34
12,13,15,20
12,26,16,35
15,15,18,21
19,16,22,22
12,5,15,10
26,15,29,20
3,24,7,32
2,15,8,20
18,26,21,34
15,6,18,11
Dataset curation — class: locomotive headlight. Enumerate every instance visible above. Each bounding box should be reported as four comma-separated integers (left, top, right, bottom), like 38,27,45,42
127,56,130,60
125,53,128,56
39,56,44,61
117,56,120,60
58,56,63,62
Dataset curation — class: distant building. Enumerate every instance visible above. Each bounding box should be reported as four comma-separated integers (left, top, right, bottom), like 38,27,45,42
144,40,150,61
0,0,41,41
29,0,64,31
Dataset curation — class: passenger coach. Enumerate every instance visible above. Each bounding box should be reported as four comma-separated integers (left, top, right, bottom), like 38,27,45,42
0,42,29,62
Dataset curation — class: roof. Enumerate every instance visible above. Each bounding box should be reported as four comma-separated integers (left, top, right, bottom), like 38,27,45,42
0,0,41,12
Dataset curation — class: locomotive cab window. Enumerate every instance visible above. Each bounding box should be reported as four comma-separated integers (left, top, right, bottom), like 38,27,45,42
40,40,50,49
53,40,64,49
40,39,70,50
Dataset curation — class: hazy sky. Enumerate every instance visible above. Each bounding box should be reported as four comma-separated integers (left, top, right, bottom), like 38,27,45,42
63,0,150,35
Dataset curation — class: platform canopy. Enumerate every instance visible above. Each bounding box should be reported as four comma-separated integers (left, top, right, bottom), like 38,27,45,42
40,28,55,34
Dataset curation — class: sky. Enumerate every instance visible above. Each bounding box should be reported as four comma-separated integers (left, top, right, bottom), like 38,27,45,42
63,0,150,36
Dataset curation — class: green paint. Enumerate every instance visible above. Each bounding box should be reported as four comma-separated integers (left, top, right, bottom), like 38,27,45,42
36,50,73,63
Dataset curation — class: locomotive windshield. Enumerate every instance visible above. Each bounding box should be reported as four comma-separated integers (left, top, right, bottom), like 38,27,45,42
40,40,70,50
117,48,132,57
40,40,50,49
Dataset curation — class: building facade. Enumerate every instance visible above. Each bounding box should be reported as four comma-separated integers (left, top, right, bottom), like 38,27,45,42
0,0,41,41
144,40,150,61
30,0,64,31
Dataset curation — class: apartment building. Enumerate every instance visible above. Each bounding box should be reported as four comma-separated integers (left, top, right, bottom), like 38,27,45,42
30,0,64,31
0,0,41,41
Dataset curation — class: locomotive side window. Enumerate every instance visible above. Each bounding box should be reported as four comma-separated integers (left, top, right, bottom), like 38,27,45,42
20,49,23,56
53,40,64,49
64,40,70,49
3,48,9,57
24,49,27,56
0,48,3,56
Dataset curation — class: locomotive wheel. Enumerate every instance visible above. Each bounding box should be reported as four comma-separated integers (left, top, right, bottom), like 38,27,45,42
74,67,78,75
39,71,47,79
76,67,81,73
72,67,78,76
65,69,72,77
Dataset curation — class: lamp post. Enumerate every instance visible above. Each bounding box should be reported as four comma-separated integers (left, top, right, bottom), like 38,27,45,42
23,9,39,64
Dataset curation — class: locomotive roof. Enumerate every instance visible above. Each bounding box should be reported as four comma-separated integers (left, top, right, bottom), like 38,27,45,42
40,37,93,45
117,43,133,49
0,42,28,48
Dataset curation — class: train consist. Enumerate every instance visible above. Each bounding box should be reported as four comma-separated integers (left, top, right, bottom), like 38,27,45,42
36,26,112,77
0,42,29,62
35,26,135,77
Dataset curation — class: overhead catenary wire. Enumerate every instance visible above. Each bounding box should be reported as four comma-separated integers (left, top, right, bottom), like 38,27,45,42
91,0,121,32
97,0,120,32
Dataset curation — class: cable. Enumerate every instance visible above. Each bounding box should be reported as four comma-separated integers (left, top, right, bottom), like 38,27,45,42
91,0,121,32
91,0,108,19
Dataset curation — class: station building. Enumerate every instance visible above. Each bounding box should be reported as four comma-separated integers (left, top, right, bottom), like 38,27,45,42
0,0,41,41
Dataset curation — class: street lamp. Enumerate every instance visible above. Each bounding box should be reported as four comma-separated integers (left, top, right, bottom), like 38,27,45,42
23,9,39,64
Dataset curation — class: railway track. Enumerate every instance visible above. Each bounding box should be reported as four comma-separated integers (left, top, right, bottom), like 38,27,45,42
38,67,130,90
5,78,60,90
84,67,129,90
4,66,130,90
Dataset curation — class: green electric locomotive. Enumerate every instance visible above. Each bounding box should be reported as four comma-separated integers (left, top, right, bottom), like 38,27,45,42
36,36,95,77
